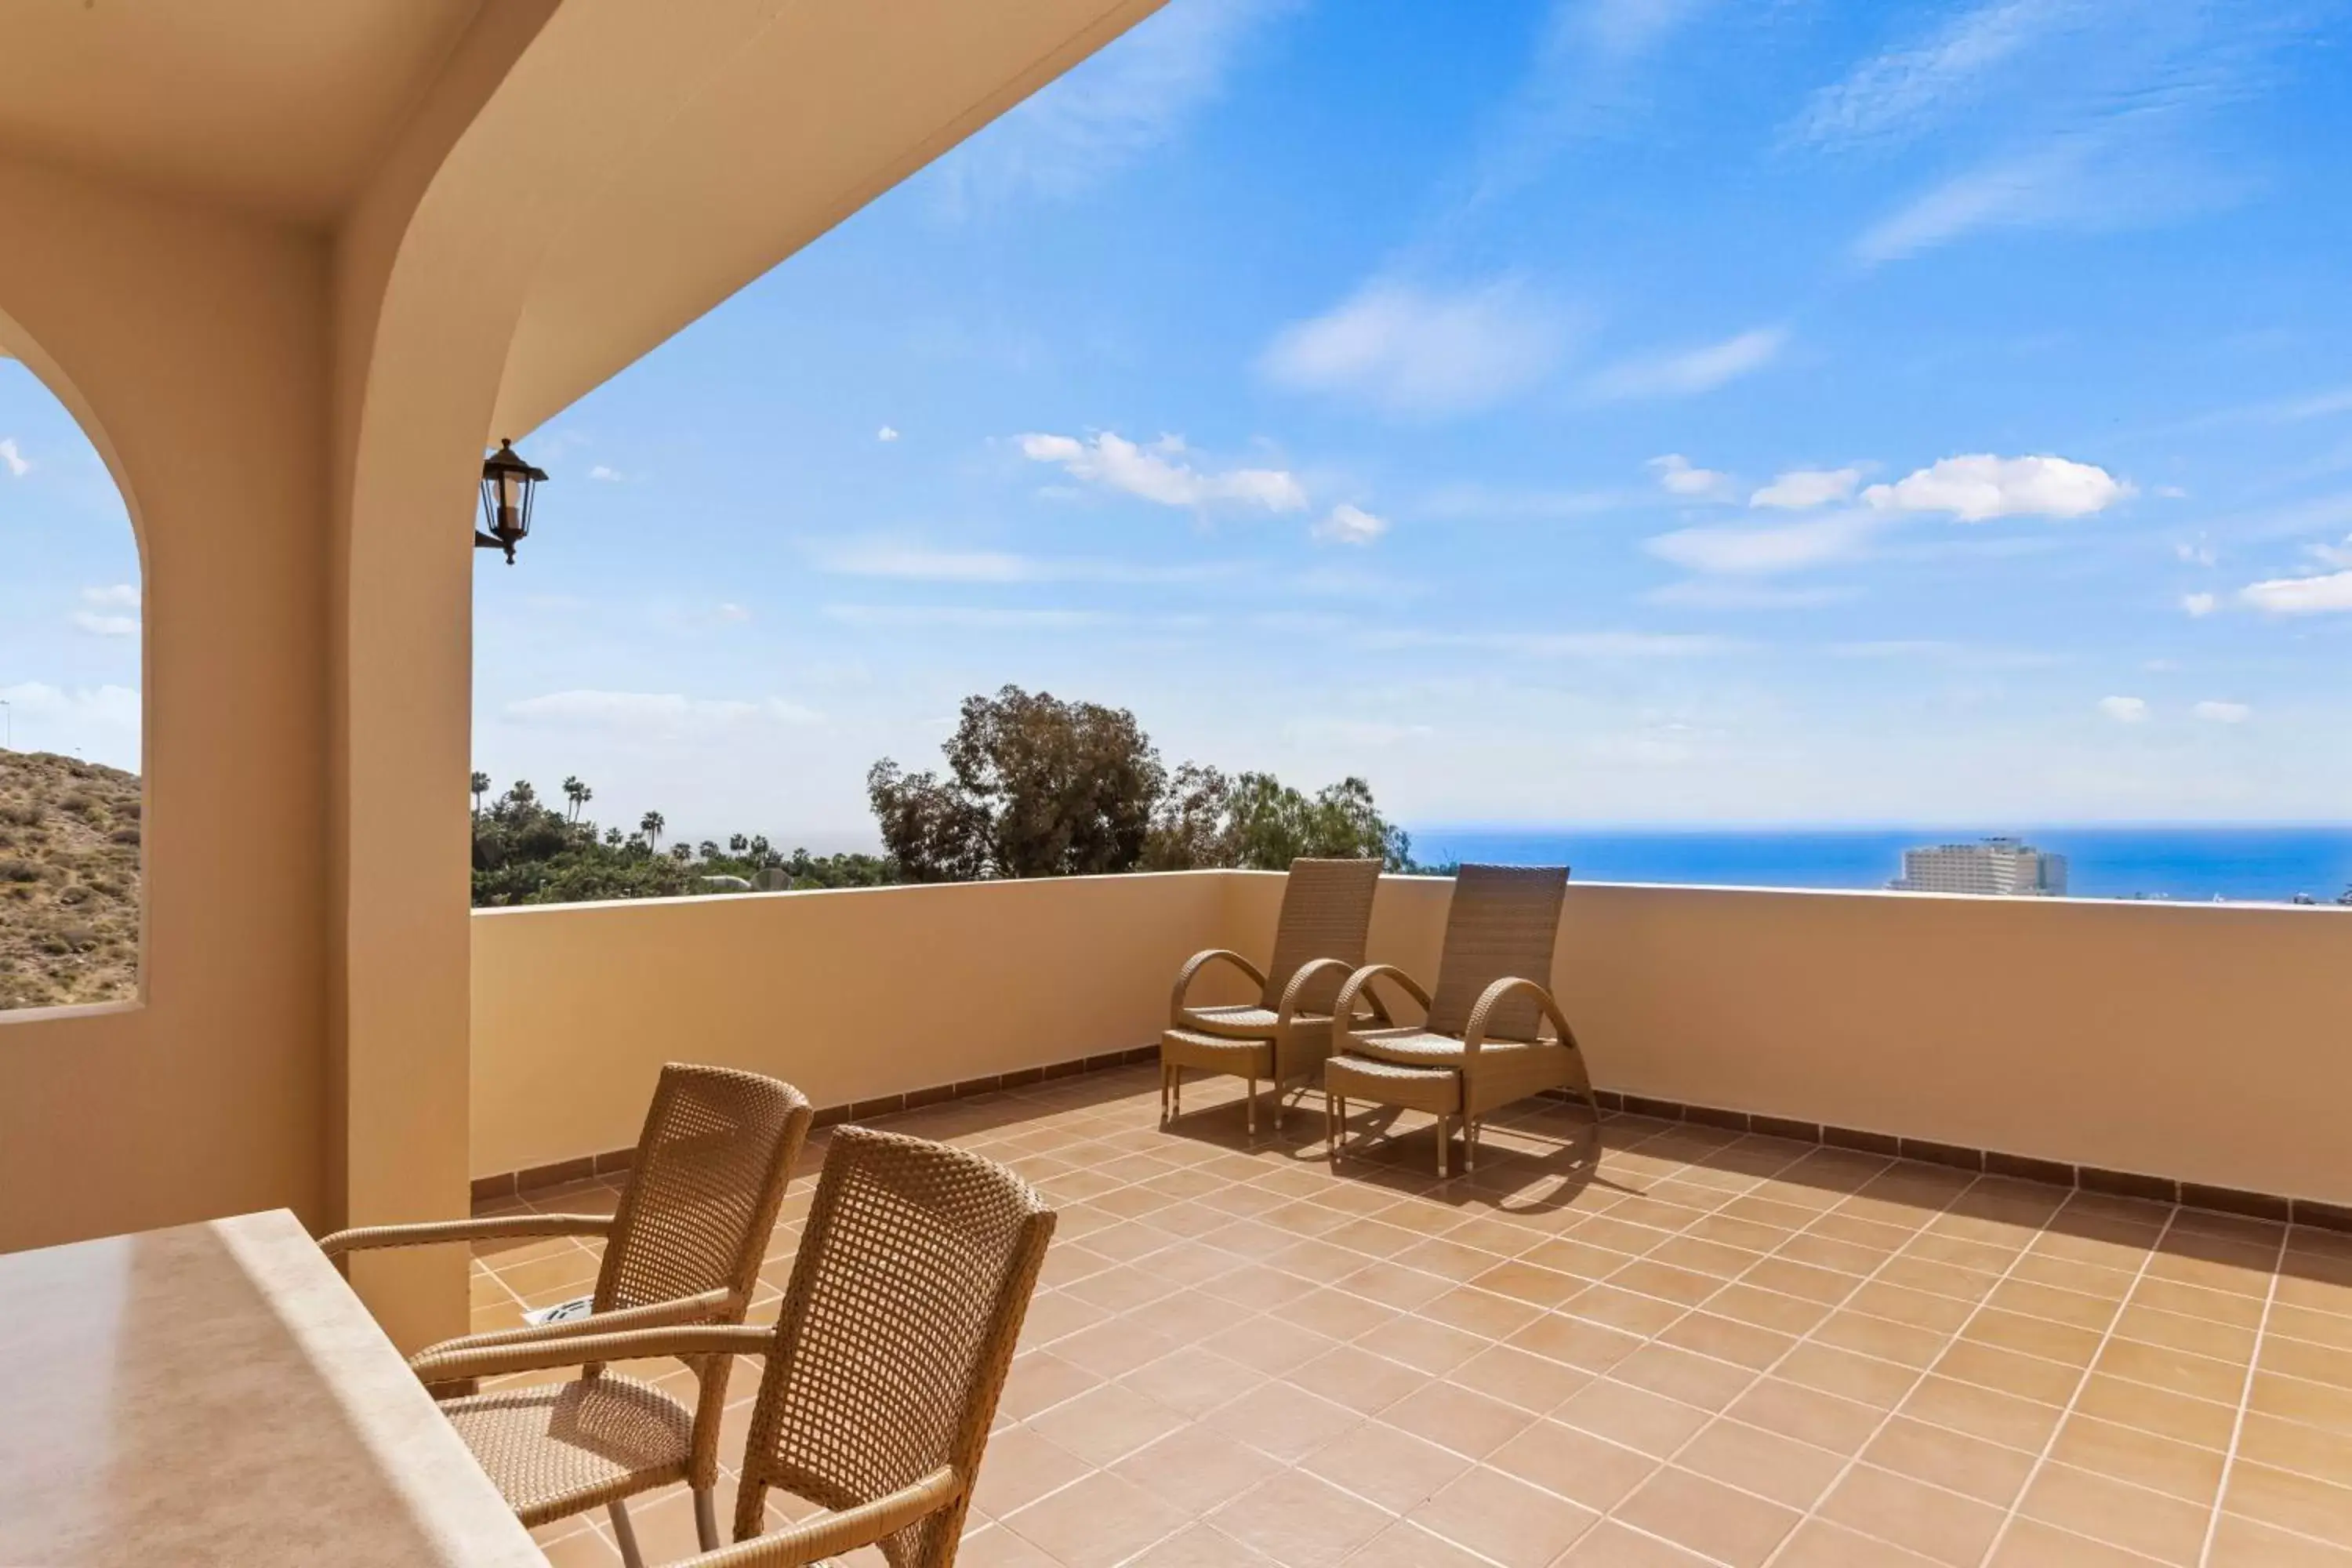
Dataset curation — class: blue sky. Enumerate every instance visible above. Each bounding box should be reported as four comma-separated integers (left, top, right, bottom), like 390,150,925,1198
7,0,2352,847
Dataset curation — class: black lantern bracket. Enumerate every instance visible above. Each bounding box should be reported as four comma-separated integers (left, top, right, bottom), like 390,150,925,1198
477,437,548,564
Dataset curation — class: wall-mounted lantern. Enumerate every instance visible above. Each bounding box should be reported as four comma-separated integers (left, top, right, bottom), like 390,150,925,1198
476,438,547,564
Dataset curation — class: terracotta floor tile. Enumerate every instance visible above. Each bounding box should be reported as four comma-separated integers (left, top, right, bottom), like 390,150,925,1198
1352,1313,1487,1376
2206,1509,2352,1566
1408,1464,1599,1567
2241,1409,2352,1484
1340,1520,1497,1567
1811,1308,1949,1370
1725,1376,1887,1456
1553,1377,1710,1457
1896,1374,2060,1454
970,1424,1096,1519
1675,1416,1847,1510
1770,1516,1944,1566
1300,1417,1471,1513
1564,1283,1693,1338
1488,1418,1657,1512
1987,1515,2176,1567
2015,1459,2213,1566
1005,1468,1193,1568
1778,1341,1924,1410
1858,1414,2037,1507
2047,1411,2227,1504
1817,1463,2008,1566
1203,1381,1365,1464
1610,1341,1760,1413
1118,1345,1270,1419
2222,1458,2352,1544
1208,1466,1391,1568
1123,1523,1278,1566
1552,1518,1717,1565
1296,1343,1430,1416
1617,1464,1803,1567
1025,1380,1186,1469
1931,1338,2083,1407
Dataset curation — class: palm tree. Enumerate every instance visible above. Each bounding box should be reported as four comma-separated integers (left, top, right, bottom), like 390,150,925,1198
604,826,623,847
470,771,489,816
508,779,537,808
640,810,665,851
561,775,590,822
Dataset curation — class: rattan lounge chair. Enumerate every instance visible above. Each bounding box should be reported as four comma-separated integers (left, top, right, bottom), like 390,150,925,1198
1161,855,1385,1136
1323,863,1596,1176
408,1124,1055,1568
321,1062,811,1388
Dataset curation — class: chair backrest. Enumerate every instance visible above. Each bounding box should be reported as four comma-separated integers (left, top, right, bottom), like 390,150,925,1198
1257,856,1384,1013
591,1063,813,1316
1425,863,1569,1040
733,1126,1055,1566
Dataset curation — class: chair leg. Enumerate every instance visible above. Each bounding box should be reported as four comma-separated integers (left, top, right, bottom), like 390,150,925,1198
1159,1065,1169,1123
1246,1076,1258,1138
1436,1114,1449,1178
1465,1117,1479,1175
693,1486,720,1552
1172,1067,1181,1118
608,1501,646,1568
1328,1092,1345,1164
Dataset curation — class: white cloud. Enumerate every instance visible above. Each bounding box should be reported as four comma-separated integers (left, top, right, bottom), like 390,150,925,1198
81,584,140,608
1862,454,2128,521
0,681,141,768
934,0,1294,209
2181,592,2216,618
504,691,820,732
1580,0,1710,60
1647,454,1733,501
586,464,624,482
1414,482,1621,522
2098,695,2149,724
1791,0,2074,151
1312,503,1388,546
2193,700,2251,724
2240,569,2352,615
71,612,139,638
1646,510,1882,575
0,438,27,477
715,603,752,624
1258,278,1571,418
2173,539,2214,566
1587,327,1787,402
1750,467,1862,510
1017,430,1307,513
876,426,900,443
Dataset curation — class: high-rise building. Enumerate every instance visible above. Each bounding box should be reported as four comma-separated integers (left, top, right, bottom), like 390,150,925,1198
1890,837,2068,897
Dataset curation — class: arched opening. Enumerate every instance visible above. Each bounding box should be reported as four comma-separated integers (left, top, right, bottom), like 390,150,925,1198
0,353,143,1013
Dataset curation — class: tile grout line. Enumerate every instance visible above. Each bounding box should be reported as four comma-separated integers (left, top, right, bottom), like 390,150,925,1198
2194,1218,2290,1567
1755,1181,2154,1568
1973,1201,2187,1565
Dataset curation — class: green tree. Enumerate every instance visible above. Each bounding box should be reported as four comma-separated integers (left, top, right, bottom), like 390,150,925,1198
868,685,1164,880
639,810,664,851
561,775,592,822
470,771,490,815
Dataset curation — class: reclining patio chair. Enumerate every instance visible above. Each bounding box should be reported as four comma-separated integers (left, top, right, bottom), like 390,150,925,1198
321,1062,811,1389
1161,855,1386,1136
408,1125,1056,1568
1324,863,1596,1176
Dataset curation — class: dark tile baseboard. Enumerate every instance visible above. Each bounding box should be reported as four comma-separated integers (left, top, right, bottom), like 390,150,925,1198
1573,1087,2344,1233
472,1044,1161,1203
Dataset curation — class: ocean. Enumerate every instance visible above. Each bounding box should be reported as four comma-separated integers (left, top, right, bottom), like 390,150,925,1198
1401,826,2352,906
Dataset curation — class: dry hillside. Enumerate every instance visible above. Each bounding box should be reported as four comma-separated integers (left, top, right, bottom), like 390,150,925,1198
0,748,141,1010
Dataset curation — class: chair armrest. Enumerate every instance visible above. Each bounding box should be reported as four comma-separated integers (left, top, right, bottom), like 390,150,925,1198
670,1468,963,1568
407,1322,775,1386
1331,964,1431,1056
318,1212,610,1258
412,1287,740,1365
1273,956,1353,1029
1461,976,1578,1059
1170,948,1269,1025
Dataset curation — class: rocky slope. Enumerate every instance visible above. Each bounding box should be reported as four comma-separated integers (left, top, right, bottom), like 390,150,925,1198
0,748,141,1010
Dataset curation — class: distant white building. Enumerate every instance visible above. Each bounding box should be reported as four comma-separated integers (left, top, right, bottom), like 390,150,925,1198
1891,837,2068,897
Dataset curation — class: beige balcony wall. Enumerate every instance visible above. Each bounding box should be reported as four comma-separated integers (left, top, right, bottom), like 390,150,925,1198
470,873,1251,1178
477,871,2352,1207
1231,870,2352,1207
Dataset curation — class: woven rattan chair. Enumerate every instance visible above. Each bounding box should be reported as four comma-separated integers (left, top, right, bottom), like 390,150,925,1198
408,1124,1055,1568
321,1063,811,1389
1162,855,1385,1136
1323,864,1596,1176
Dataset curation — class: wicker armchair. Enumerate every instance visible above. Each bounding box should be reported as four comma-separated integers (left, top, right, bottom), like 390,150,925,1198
321,1063,811,1392
1161,856,1385,1135
1324,864,1597,1175
410,1125,1055,1568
